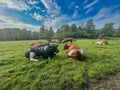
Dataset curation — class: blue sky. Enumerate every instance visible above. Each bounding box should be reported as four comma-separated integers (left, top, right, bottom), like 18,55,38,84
0,0,120,31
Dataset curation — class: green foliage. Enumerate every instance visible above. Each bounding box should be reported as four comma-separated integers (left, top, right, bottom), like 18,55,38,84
0,28,39,41
56,19,97,38
39,25,54,40
101,23,115,37
116,27,120,37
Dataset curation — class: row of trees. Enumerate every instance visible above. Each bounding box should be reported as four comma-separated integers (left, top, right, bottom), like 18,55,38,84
0,26,54,41
0,19,120,41
56,19,120,39
0,28,39,41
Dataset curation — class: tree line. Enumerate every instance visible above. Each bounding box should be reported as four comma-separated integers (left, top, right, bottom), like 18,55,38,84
0,19,120,41
56,19,120,39
0,28,39,41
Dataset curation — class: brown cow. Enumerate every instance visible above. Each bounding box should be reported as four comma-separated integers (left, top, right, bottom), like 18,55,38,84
30,42,49,48
66,49,84,60
62,38,73,44
63,44,84,60
29,41,42,46
63,44,80,51
95,39,108,45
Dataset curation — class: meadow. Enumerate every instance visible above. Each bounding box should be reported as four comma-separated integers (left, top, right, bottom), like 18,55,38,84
0,39,120,90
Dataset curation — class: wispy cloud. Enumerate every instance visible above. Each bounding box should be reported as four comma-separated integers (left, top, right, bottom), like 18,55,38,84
84,0,99,9
0,14,39,31
41,0,61,16
94,7,120,28
93,7,110,20
85,7,94,14
72,10,78,18
67,17,91,26
32,12,43,21
43,15,69,31
69,2,76,8
27,0,38,5
94,13,120,29
0,0,30,11
40,0,62,29
83,0,88,5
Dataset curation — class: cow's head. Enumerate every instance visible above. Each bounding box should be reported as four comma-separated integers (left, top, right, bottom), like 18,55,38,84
51,44,59,53
63,44,69,50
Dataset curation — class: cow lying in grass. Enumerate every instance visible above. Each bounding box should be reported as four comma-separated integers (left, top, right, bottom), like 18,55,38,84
30,42,49,48
25,44,59,61
63,44,84,60
95,40,108,45
62,38,73,44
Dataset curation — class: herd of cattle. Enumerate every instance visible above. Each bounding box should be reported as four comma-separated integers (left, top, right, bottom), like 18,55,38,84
25,38,108,61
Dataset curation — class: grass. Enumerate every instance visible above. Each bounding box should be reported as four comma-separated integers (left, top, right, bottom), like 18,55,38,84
0,39,120,90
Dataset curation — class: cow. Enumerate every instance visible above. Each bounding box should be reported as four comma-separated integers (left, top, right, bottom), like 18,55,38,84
95,39,108,45
30,42,49,48
63,44,84,60
25,44,59,61
63,44,80,51
62,38,73,44
66,48,84,60
29,41,42,46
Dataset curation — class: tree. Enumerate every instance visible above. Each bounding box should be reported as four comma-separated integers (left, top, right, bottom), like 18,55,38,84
39,25,46,39
116,27,120,37
56,28,61,36
77,25,89,38
0,28,38,41
48,26,54,38
60,24,70,37
31,31,39,40
101,23,115,37
85,19,96,38
70,24,78,38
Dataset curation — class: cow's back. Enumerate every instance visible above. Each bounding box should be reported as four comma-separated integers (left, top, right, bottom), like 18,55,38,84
68,45,80,51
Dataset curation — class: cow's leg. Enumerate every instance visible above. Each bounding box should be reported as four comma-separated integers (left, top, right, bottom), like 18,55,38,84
30,52,39,61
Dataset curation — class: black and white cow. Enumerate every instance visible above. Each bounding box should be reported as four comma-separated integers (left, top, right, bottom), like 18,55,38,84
25,44,59,61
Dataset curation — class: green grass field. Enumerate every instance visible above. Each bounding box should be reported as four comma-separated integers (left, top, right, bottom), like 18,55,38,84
0,39,120,90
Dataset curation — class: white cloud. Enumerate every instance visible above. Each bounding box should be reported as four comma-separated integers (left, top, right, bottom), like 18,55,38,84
32,12,43,21
67,17,91,26
41,0,49,10
40,0,63,30
41,0,61,16
0,0,30,11
93,8,110,20
75,6,79,9
43,15,69,31
94,13,120,29
0,14,40,31
42,9,46,12
93,7,120,28
27,0,38,5
72,10,78,18
35,6,41,9
85,7,94,14
84,0,99,9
